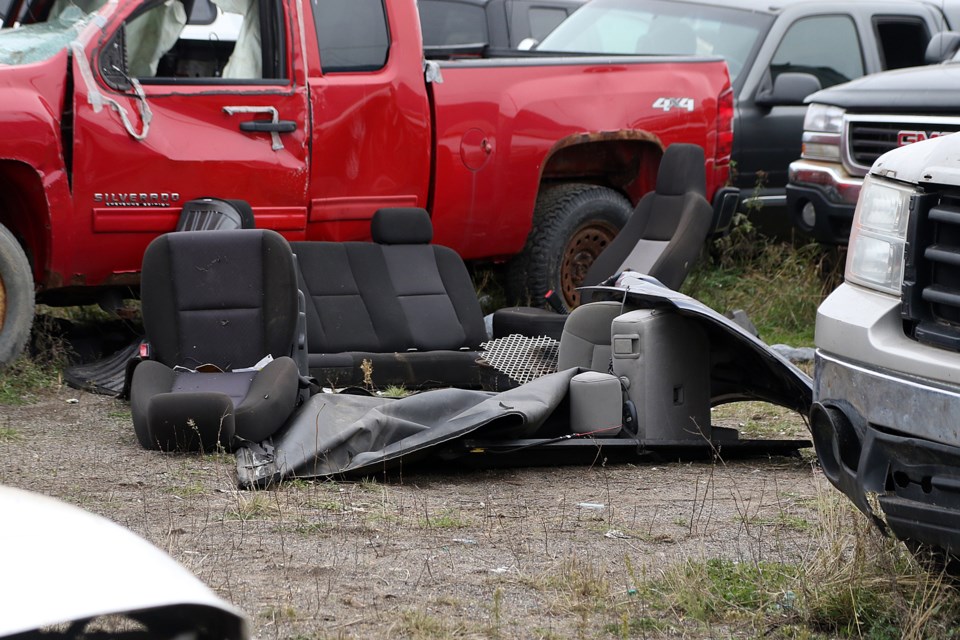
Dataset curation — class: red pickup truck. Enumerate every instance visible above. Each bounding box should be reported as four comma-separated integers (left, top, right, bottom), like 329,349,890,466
0,0,732,366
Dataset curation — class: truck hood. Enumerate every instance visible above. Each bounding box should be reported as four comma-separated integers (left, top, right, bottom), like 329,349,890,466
873,132,960,187
806,63,960,113
0,6,96,65
0,485,249,638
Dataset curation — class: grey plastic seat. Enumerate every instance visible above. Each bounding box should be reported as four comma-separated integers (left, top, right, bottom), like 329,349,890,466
556,301,624,371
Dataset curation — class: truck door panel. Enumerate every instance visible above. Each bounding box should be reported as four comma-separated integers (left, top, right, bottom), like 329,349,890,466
737,14,863,194
304,0,431,242
71,0,308,285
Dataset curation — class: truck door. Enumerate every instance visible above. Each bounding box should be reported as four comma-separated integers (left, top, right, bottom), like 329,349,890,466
302,0,432,241
70,0,309,281
737,14,864,206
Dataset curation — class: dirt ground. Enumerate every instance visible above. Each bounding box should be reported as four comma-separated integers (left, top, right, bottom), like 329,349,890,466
0,384,829,639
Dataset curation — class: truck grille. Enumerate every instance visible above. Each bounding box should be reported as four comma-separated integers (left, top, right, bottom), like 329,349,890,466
846,118,960,175
848,122,899,168
902,192,960,350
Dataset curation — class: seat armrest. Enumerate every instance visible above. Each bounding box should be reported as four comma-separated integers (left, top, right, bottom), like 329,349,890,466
492,307,568,340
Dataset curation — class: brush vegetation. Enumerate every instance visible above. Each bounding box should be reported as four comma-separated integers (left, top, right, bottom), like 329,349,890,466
682,215,839,347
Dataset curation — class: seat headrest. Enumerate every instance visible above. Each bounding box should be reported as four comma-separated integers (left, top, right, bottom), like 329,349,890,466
655,144,707,197
371,208,433,245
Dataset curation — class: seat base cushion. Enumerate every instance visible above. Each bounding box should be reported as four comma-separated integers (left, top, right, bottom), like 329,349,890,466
309,351,485,390
131,357,300,451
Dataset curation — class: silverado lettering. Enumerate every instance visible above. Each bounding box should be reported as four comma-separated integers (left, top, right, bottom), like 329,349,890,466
94,193,181,206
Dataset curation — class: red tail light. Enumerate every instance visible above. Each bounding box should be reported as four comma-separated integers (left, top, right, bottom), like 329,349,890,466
713,85,735,189
716,86,734,165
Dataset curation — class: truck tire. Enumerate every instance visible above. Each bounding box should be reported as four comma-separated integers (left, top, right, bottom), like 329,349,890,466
0,223,34,368
508,183,632,309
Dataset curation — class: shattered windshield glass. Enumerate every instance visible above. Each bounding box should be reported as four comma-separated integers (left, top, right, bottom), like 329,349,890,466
0,0,106,64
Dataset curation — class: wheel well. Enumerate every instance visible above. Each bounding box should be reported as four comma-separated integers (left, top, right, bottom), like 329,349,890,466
0,161,50,285
539,138,662,205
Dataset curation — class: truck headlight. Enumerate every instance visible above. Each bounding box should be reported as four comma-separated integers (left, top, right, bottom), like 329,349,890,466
846,174,914,295
804,103,844,133
801,104,844,161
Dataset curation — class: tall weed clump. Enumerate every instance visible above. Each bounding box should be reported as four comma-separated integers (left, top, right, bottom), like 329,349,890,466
0,313,72,404
635,490,960,638
682,213,841,346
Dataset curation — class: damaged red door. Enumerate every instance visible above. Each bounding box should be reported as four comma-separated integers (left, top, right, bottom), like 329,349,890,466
68,0,309,288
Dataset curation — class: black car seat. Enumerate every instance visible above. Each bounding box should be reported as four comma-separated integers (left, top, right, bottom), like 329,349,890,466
292,207,488,388
493,143,712,339
130,229,304,451
584,143,712,291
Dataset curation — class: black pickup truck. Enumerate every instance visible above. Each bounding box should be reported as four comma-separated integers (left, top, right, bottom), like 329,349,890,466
535,0,960,237
787,33,960,244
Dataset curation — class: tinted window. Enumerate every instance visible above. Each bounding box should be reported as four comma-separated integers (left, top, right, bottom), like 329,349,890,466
313,0,389,72
419,0,486,46
874,16,929,69
528,7,568,40
771,15,863,89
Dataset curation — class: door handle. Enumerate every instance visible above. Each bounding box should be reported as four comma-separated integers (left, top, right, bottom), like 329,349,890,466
223,105,294,151
239,120,297,133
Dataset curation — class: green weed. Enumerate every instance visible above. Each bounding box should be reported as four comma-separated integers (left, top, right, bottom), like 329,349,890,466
419,510,468,529
0,356,59,405
683,236,828,346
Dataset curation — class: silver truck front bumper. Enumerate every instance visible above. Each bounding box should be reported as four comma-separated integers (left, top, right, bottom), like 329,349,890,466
814,284,960,553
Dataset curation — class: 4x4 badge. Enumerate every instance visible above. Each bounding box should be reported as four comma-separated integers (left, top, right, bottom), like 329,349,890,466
653,97,695,112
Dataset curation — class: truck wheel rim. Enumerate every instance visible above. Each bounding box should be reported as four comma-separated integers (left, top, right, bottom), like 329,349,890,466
561,222,617,308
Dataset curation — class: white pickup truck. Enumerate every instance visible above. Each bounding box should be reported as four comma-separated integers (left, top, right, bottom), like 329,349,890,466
812,131,960,559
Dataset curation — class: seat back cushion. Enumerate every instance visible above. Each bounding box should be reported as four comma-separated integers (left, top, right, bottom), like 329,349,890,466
294,242,486,354
141,229,298,369
293,241,412,353
381,244,486,350
645,194,713,290
557,301,623,371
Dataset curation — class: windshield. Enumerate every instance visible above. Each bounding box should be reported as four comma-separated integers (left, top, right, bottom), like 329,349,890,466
537,0,774,84
0,0,107,65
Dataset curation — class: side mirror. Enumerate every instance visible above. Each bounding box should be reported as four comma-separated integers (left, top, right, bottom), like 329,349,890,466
925,31,960,64
98,26,132,91
755,72,821,107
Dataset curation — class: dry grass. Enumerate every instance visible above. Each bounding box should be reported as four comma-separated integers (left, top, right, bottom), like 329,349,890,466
5,242,957,638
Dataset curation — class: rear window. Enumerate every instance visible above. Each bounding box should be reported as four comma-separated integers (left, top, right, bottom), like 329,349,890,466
419,0,487,46
874,16,929,69
313,0,390,72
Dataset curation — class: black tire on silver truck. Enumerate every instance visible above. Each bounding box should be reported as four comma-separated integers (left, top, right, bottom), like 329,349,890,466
0,222,34,367
507,183,632,309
